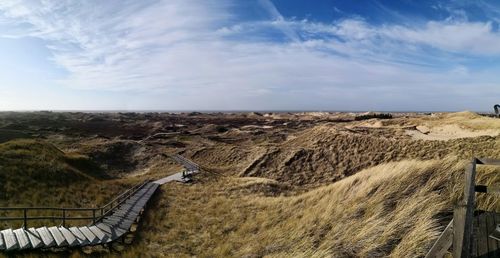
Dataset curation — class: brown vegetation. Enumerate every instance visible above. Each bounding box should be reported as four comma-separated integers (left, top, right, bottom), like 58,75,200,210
0,111,499,257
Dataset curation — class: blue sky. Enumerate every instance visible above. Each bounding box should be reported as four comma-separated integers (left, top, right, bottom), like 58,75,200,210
1,0,500,111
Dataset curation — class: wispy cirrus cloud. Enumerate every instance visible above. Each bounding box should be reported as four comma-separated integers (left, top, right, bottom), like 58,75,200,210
0,0,500,110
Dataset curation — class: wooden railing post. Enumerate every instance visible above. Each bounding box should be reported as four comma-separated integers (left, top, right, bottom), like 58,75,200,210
425,220,453,258
62,209,66,227
0,179,149,229
453,159,477,258
23,208,27,229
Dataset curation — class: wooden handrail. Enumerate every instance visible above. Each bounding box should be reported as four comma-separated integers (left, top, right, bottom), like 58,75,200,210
0,154,196,230
101,180,149,211
0,207,98,211
426,157,500,258
453,159,477,258
0,179,150,229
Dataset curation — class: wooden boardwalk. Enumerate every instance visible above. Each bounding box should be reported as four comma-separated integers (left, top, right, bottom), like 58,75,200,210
426,158,500,258
0,154,198,252
473,211,500,257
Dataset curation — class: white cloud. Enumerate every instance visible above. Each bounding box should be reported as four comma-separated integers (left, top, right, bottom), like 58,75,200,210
302,18,500,56
0,0,500,110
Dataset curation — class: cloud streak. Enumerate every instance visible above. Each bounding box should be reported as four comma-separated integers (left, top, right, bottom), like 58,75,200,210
0,0,500,110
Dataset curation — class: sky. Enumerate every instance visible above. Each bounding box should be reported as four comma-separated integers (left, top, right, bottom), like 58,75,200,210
0,0,500,111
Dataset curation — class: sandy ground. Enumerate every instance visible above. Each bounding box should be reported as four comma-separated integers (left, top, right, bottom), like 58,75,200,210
406,124,500,140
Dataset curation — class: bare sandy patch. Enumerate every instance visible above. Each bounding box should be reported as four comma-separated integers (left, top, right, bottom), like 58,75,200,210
406,124,499,140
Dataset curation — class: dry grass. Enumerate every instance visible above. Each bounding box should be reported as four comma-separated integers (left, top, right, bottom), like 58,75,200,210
0,139,136,228
117,156,500,257
0,138,183,257
190,123,500,187
2,112,500,257
80,151,500,255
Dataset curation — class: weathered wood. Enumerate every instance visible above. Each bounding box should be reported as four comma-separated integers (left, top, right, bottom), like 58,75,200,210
88,226,108,242
48,226,67,247
36,227,55,247
13,229,30,250
454,160,477,258
95,223,112,233
493,213,500,240
26,228,42,248
0,166,186,251
58,227,78,247
485,213,499,257
475,212,489,257
469,211,500,257
454,206,468,257
425,220,453,258
476,158,500,166
68,227,89,245
0,233,5,250
1,229,18,251
78,226,98,244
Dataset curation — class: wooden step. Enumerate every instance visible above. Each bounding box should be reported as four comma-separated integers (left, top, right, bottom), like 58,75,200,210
36,227,55,247
88,226,108,242
26,228,43,249
95,223,112,235
48,226,67,247
1,229,19,251
96,223,126,240
68,227,89,245
0,178,164,252
13,229,30,250
78,226,98,244
106,216,134,225
58,227,78,247
0,232,5,250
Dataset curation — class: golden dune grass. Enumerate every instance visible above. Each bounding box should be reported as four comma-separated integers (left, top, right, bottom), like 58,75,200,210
118,156,500,257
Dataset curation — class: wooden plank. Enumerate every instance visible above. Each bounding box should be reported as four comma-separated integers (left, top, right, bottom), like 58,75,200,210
0,231,5,250
95,223,113,235
1,229,19,251
13,229,30,250
491,213,500,255
0,177,162,251
115,211,139,218
96,223,126,240
425,220,453,258
106,216,130,224
48,226,68,247
58,227,78,247
103,217,120,224
476,158,500,166
120,220,134,230
454,206,468,257
473,213,479,257
454,160,477,258
78,226,98,244
491,213,500,257
36,227,55,247
88,226,108,242
485,213,499,257
464,160,477,206
109,215,133,222
68,227,89,245
26,228,43,249
475,212,490,257
104,218,132,231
